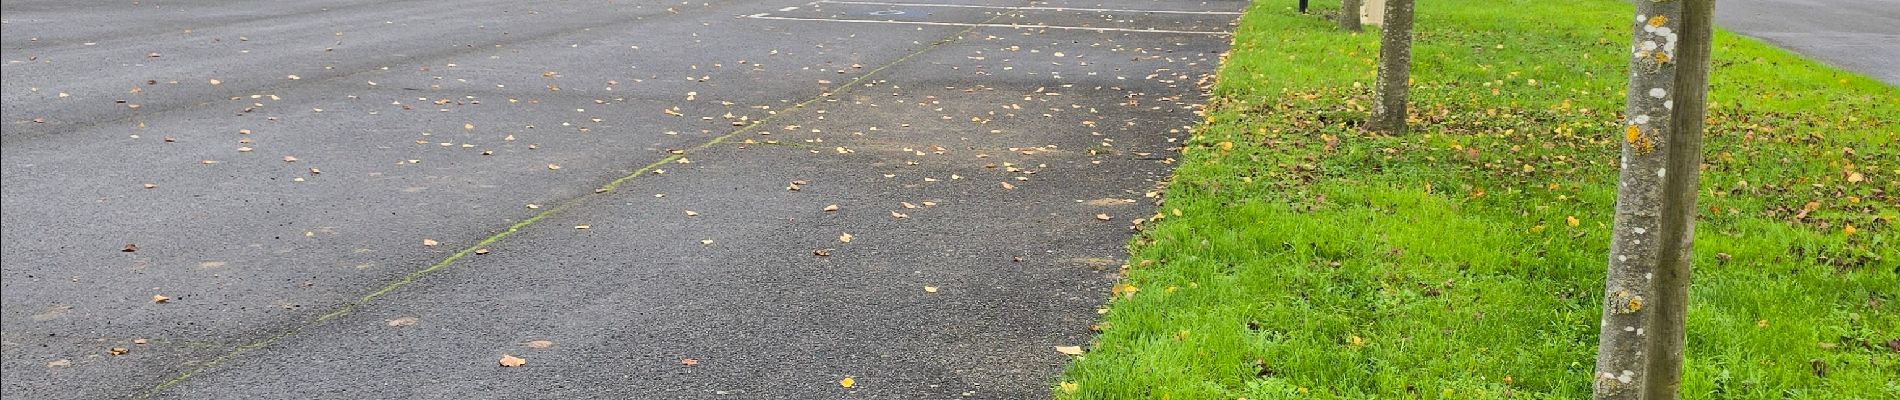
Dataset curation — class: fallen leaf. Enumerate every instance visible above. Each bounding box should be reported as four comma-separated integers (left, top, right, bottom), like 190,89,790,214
387,317,419,327
525,340,553,349
840,376,855,389
1566,216,1580,227
133,338,148,345
890,211,909,219
547,163,562,170
499,354,526,367
700,239,714,246
287,75,301,80
813,248,831,256
823,204,840,212
839,232,853,243
1059,381,1079,393
109,347,130,356
423,239,439,247
283,156,298,163
122,243,139,252
1095,213,1111,221
151,294,170,303
681,358,700,366
1055,346,1085,356
575,225,591,230
47,359,72,369
924,286,938,293
1000,182,1016,190
474,248,490,255
684,210,700,217
143,183,157,189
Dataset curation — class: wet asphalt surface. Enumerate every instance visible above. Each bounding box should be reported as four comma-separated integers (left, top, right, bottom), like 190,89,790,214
1715,0,1900,86
2,0,1241,398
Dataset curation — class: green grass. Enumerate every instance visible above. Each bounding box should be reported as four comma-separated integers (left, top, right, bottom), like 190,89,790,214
1057,0,1899,399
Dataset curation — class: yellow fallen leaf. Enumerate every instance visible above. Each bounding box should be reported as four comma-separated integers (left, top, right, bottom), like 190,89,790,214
547,163,562,170
464,123,475,130
840,376,855,388
1059,382,1079,393
1566,216,1580,227
151,294,170,303
1843,224,1856,236
422,239,439,247
924,286,938,293
839,232,853,243
1055,346,1085,356
499,354,525,367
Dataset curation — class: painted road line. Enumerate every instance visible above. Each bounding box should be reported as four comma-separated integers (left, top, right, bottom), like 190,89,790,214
742,14,1232,36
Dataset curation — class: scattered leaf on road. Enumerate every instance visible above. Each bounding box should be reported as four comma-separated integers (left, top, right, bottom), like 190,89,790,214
1055,346,1085,356
525,340,553,349
499,354,526,367
840,376,855,388
151,294,170,303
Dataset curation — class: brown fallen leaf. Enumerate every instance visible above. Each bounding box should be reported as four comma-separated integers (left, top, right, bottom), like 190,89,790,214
1000,182,1016,190
681,358,699,366
890,211,909,219
122,243,139,252
839,232,854,243
1095,213,1111,221
813,248,831,257
109,347,130,356
525,340,553,349
499,354,526,367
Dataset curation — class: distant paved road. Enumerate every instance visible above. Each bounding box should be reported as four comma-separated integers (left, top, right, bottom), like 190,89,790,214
1715,0,1900,85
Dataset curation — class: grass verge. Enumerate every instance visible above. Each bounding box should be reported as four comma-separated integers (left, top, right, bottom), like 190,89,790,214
1058,0,1898,398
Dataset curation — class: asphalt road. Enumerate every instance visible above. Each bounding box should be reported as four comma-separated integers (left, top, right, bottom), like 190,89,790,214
2,0,1240,398
1714,0,1900,85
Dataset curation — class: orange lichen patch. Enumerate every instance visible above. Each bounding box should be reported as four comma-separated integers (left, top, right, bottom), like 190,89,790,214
1648,15,1668,27
1653,51,1671,64
1625,125,1655,155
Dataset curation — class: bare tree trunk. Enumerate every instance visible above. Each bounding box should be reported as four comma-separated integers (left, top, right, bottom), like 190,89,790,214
1592,0,1715,399
1367,0,1412,134
1338,0,1363,31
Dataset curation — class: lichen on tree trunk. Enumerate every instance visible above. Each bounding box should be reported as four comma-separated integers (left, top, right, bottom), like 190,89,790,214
1367,0,1413,134
1593,0,1714,399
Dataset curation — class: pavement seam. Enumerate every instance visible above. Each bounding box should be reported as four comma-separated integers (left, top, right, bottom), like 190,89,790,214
127,12,1003,400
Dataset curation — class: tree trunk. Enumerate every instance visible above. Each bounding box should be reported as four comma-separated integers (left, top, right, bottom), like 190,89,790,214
1367,0,1413,134
1338,0,1363,31
1592,0,1715,399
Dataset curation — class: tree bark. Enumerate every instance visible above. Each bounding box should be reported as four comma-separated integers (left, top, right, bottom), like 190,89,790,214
1592,0,1714,399
1367,0,1413,134
1338,0,1363,31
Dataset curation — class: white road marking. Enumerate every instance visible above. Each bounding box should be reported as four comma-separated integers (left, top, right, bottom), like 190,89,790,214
741,14,1232,35
816,0,1243,15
